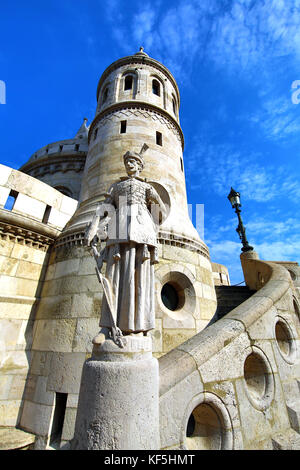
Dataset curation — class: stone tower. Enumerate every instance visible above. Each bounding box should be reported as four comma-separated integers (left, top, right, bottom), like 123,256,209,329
60,47,217,345
19,119,89,200
19,49,217,449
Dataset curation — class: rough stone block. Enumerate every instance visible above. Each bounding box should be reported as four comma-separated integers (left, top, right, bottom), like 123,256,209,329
162,329,196,353
72,317,100,352
0,255,19,276
32,319,76,352
0,399,21,426
61,407,77,441
13,193,46,220
47,352,86,394
0,165,13,185
159,370,203,450
20,400,53,436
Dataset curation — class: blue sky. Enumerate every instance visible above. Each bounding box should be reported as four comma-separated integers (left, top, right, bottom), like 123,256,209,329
1,0,300,284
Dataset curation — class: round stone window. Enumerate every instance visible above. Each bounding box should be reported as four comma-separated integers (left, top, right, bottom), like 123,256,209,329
183,393,233,450
275,317,296,364
156,266,197,320
186,403,222,450
161,283,180,311
243,349,274,411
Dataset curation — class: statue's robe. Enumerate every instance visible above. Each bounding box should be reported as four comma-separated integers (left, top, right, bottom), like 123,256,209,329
99,176,163,333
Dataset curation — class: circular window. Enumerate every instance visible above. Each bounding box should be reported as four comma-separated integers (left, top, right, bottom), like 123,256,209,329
243,349,274,411
161,283,179,311
186,403,223,450
275,317,296,364
156,266,197,320
183,393,233,450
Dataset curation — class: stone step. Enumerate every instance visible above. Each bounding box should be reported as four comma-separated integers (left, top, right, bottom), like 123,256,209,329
0,427,35,450
213,285,255,322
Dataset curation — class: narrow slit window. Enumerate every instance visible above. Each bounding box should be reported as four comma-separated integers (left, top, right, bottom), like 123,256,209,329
103,87,108,103
59,145,63,152
75,144,79,151
124,75,133,91
180,157,183,172
156,131,162,146
94,128,98,141
50,392,68,447
42,205,51,224
172,97,176,114
4,190,18,211
120,120,127,134
152,79,160,96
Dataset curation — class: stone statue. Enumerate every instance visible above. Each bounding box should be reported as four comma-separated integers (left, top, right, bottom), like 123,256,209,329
85,145,166,347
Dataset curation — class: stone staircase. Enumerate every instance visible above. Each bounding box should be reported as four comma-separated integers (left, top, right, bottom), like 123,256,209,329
213,285,256,322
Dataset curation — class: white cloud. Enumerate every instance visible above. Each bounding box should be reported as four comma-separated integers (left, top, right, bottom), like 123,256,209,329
103,0,300,78
186,139,300,203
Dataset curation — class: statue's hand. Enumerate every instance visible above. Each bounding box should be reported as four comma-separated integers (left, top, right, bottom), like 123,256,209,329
85,220,99,246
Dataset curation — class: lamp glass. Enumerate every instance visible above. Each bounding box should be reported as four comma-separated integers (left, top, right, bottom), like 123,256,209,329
231,194,240,206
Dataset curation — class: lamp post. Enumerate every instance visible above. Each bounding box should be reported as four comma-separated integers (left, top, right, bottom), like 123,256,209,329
227,187,253,253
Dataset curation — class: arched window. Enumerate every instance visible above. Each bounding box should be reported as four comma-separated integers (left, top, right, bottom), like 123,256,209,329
124,75,133,91
103,87,109,103
152,79,160,96
172,97,177,114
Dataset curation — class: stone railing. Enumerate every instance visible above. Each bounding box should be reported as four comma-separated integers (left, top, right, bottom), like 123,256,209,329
159,252,300,450
0,164,78,242
0,164,78,427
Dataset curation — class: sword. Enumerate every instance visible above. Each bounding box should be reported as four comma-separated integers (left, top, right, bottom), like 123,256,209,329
92,243,124,348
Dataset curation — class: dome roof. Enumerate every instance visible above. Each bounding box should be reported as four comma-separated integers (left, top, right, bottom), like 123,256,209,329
21,118,89,167
133,46,149,58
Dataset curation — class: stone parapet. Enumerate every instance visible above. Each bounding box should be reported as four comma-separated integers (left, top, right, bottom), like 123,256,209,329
159,257,300,450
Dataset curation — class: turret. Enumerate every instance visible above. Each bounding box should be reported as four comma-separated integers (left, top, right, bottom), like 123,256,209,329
20,118,89,199
19,50,217,449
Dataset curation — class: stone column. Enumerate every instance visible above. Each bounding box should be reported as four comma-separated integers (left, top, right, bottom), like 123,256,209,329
71,335,160,450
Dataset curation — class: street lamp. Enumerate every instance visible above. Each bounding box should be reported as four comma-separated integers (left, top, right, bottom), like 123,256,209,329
227,187,253,253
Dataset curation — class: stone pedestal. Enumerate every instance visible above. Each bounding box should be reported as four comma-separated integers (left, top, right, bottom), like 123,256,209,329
71,335,160,450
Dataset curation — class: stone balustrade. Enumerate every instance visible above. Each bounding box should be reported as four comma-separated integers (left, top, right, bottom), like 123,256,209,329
159,253,300,450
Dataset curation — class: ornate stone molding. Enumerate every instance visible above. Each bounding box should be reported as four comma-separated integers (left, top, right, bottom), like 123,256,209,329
0,209,60,250
53,228,210,260
20,154,86,178
96,55,180,105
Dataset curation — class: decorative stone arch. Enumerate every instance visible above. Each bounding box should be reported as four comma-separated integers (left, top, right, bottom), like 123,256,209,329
117,69,139,100
181,391,234,450
149,73,166,109
97,79,113,113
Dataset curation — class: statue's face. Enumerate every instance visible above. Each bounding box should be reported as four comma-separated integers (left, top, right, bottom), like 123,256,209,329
125,157,141,175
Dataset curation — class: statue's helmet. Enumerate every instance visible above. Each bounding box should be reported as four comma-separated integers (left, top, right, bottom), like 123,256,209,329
123,150,145,170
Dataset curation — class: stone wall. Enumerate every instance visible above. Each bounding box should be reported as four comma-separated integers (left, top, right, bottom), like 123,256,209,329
0,165,78,427
159,254,300,450
211,262,231,286
16,233,216,448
